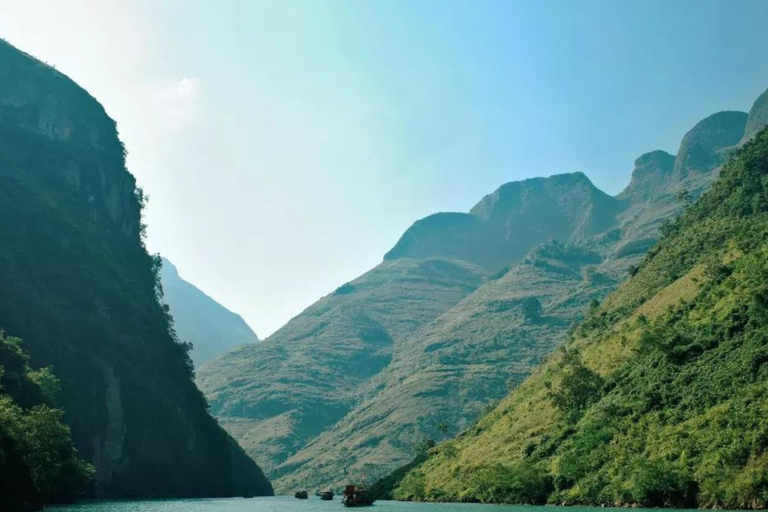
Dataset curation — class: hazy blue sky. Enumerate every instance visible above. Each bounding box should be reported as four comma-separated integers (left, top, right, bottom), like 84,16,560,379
2,0,768,336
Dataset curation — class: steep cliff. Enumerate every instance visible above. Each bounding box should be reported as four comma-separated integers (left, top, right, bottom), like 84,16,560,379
0,39,272,498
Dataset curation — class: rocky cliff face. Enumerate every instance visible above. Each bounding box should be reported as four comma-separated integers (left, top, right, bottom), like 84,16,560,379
0,39,272,498
385,173,623,271
160,258,258,367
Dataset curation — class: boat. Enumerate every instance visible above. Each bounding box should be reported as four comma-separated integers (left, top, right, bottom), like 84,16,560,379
320,490,335,501
295,491,309,499
341,485,375,507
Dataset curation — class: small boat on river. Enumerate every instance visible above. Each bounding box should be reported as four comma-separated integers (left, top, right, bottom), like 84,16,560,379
295,491,309,499
341,485,375,507
319,490,335,501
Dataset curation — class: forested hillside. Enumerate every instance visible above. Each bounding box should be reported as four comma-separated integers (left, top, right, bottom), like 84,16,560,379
0,39,272,499
391,127,768,508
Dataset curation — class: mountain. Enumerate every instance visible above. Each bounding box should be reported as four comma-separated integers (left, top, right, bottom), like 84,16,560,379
160,258,258,367
270,108,753,492
389,125,768,509
198,89,759,493
197,172,634,483
198,258,489,475
0,39,272,499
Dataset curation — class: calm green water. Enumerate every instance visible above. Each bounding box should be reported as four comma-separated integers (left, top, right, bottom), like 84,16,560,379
45,496,703,512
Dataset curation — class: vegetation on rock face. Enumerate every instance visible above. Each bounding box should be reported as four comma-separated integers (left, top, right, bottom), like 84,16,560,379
0,333,93,511
390,127,768,509
0,39,272,500
160,258,258,367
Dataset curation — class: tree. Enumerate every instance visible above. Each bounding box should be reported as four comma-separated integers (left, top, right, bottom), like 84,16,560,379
548,349,604,421
522,297,543,322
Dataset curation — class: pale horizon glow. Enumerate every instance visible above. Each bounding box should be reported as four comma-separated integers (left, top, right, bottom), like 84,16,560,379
1,0,768,337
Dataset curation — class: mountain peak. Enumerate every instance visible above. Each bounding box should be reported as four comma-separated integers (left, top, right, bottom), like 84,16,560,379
741,86,768,144
385,172,618,270
674,110,747,178
617,150,675,201
469,172,597,221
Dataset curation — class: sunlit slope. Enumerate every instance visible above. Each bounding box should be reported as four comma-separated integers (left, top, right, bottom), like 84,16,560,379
197,258,489,474
393,128,768,508
274,243,619,491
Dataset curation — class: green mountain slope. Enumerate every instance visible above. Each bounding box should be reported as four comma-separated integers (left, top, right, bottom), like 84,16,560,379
198,258,489,475
160,258,258,367
0,40,272,498
391,127,768,509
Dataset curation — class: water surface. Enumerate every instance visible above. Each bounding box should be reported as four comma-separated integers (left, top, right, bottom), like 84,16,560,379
46,496,706,512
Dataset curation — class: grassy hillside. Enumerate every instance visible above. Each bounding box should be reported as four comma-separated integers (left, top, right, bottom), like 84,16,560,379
198,258,488,475
160,258,258,367
391,127,768,509
0,39,272,498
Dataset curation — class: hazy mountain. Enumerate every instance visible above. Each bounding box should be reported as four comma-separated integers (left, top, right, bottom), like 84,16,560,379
160,258,258,367
0,40,272,498
390,125,768,509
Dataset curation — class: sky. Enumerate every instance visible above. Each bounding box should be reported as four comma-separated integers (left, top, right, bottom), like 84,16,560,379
1,0,768,337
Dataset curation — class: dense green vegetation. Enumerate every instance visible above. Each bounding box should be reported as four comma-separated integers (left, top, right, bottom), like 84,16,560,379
0,333,93,511
391,127,768,508
160,258,259,367
0,39,272,500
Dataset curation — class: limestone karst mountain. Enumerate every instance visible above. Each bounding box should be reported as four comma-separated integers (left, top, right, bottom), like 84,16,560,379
200,84,768,493
160,258,258,367
0,39,272,498
390,124,768,509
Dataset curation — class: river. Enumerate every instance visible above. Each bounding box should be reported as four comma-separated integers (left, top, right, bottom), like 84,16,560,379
46,496,707,512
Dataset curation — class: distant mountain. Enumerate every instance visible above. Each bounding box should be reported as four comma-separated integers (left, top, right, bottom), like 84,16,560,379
389,123,768,509
0,39,272,501
160,258,258,367
200,84,767,494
